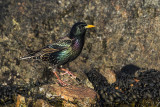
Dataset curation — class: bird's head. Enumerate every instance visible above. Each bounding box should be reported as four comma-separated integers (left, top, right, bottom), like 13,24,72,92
69,22,95,39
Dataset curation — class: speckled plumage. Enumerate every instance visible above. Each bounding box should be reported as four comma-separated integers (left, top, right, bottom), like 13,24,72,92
21,22,95,67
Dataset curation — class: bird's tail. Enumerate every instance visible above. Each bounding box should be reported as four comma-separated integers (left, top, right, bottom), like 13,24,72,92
20,49,41,60
20,56,34,60
20,55,40,60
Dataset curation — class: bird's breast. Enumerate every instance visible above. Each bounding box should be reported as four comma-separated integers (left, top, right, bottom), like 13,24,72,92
73,39,81,49
57,39,84,65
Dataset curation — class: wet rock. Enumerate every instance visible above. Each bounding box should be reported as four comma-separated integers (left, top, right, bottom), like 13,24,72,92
87,68,160,106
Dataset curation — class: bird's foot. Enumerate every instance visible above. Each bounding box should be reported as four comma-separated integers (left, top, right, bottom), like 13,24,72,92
60,68,76,79
52,69,69,86
57,79,70,86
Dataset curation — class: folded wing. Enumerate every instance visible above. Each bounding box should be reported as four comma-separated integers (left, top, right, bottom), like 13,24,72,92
20,37,72,61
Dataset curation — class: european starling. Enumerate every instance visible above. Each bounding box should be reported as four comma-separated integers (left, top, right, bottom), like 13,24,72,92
21,22,95,86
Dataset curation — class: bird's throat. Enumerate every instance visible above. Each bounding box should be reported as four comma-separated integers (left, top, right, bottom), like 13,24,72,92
73,38,84,50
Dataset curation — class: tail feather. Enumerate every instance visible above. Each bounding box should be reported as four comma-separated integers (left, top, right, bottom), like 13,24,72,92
20,55,40,60
20,56,34,60
20,49,41,60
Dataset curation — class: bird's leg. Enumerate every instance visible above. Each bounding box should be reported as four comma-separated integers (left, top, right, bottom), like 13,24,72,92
59,68,76,79
52,69,68,86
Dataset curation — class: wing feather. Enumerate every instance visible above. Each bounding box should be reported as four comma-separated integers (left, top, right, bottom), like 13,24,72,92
20,36,72,61
36,37,72,61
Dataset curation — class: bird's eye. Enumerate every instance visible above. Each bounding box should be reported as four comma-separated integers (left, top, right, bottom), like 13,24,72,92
79,25,84,31
79,26,83,30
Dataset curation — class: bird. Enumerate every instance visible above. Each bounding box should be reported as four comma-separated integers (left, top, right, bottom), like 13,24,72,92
20,22,95,86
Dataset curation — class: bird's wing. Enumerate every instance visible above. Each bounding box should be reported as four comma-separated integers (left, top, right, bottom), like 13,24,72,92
21,37,72,60
49,36,72,50
34,37,72,60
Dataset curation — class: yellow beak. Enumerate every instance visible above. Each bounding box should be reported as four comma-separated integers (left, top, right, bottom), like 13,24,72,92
85,25,95,28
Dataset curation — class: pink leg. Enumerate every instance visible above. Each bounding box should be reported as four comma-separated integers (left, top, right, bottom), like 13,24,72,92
60,68,76,79
52,70,69,86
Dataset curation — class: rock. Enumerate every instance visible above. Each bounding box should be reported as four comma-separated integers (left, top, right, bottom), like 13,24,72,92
35,99,52,107
39,84,99,106
16,94,26,107
2,83,98,106
0,0,160,106
100,67,116,84
16,94,52,107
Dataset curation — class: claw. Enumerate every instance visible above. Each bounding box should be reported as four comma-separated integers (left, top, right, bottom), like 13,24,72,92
52,69,69,86
60,68,76,79
57,79,70,86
